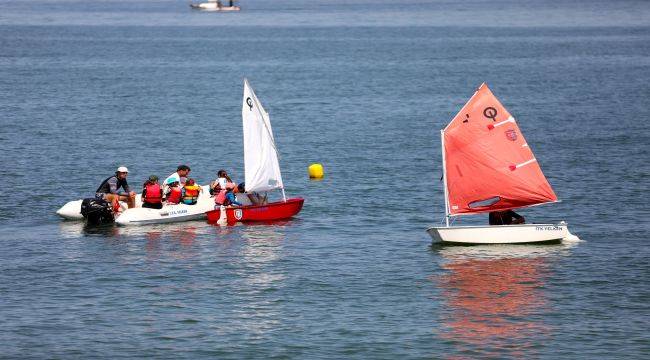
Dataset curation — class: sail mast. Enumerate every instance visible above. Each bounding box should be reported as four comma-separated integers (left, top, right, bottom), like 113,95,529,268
441,129,450,227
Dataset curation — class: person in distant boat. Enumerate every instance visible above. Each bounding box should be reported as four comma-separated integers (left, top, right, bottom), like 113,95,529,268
489,210,525,225
181,178,202,205
165,178,183,205
163,165,191,196
141,175,163,209
95,166,136,210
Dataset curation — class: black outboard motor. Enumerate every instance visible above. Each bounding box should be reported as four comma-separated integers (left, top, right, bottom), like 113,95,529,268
81,198,115,225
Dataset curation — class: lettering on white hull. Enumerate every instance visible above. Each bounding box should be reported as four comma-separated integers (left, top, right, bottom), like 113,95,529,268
535,225,562,231
159,209,188,217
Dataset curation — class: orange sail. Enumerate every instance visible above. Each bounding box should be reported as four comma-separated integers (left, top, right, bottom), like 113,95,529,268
443,83,557,216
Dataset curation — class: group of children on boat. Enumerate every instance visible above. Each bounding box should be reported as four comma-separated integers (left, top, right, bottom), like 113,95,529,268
96,165,257,212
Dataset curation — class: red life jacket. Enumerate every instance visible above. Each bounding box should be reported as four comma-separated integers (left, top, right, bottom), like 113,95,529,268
167,187,182,204
143,183,162,204
215,189,227,205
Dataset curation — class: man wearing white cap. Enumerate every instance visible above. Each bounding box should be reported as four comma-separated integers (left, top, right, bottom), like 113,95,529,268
95,166,136,209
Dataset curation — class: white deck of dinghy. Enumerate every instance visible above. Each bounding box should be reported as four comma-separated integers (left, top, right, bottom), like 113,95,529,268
427,223,570,245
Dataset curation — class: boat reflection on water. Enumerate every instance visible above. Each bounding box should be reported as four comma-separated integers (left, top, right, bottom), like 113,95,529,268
58,219,208,237
237,225,287,294
240,225,285,259
215,225,288,338
58,221,115,237
58,220,209,260
58,218,293,266
431,242,577,358
144,225,202,260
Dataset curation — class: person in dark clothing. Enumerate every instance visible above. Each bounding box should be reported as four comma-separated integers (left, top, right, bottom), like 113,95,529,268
489,210,525,225
96,166,136,210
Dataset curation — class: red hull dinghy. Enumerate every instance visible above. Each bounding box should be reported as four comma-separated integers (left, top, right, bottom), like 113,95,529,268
208,79,304,226
206,197,304,224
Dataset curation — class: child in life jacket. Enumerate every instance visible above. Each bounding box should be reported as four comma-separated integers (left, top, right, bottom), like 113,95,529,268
142,175,163,209
181,178,202,205
212,170,242,207
210,169,232,195
165,178,182,205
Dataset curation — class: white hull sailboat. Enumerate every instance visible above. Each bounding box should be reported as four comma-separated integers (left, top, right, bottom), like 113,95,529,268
427,83,575,245
428,224,568,245
190,0,240,11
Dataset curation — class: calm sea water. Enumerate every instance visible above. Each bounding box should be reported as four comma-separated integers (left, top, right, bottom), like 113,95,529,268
1,0,649,358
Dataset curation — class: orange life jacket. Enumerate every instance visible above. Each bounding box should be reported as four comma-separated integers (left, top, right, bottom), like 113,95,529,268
182,184,201,205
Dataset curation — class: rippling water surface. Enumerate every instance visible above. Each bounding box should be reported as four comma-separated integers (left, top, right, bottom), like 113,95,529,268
1,0,649,358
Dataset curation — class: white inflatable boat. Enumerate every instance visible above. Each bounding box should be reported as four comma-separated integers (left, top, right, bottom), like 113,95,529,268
56,185,233,226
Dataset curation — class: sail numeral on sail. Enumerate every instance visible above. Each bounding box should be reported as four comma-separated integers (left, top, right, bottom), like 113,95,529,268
483,106,497,121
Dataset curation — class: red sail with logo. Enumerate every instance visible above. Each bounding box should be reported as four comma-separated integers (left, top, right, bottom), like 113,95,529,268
443,83,557,215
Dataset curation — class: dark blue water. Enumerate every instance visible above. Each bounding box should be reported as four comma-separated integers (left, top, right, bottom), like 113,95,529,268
1,0,649,358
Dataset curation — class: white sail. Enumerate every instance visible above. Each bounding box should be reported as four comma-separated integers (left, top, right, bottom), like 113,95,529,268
242,79,284,193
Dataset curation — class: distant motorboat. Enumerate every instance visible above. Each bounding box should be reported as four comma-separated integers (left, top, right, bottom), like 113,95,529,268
190,0,241,12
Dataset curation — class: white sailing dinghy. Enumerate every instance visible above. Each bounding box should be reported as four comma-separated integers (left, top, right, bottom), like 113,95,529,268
427,83,573,245
205,78,304,224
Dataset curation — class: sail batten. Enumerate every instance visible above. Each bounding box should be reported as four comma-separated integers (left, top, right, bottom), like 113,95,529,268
242,79,284,193
442,83,557,216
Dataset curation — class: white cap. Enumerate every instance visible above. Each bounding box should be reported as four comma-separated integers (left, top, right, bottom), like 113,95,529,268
117,166,129,173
